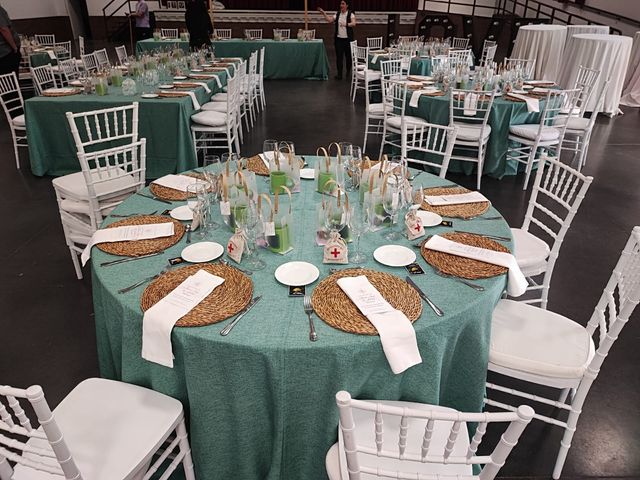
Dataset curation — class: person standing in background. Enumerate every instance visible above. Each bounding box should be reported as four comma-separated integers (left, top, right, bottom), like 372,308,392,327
127,0,151,41
318,1,356,80
185,0,213,50
0,3,20,77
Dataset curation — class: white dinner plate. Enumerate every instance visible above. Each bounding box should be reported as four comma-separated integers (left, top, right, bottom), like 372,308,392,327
141,93,159,98
200,64,212,67
181,242,224,263
158,84,174,89
69,80,82,87
416,210,443,227
274,261,320,286
522,85,534,90
300,168,315,180
190,69,203,73
173,75,187,80
511,89,527,94
170,205,193,221
373,245,416,267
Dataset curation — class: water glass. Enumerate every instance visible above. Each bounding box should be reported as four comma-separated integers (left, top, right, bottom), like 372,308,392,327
382,178,402,241
349,205,370,264
235,200,266,271
186,182,209,239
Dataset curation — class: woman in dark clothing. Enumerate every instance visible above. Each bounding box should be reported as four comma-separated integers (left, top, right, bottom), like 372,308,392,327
318,1,357,80
185,0,213,50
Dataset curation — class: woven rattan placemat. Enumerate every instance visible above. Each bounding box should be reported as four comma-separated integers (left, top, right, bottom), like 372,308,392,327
311,268,422,335
247,155,306,177
140,263,253,327
97,215,185,257
149,173,207,201
421,186,490,219
43,88,82,97
421,232,509,279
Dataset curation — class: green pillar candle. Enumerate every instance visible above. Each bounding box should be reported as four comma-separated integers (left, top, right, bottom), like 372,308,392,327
267,223,291,254
94,82,108,96
317,171,336,194
228,204,247,231
270,170,293,195
111,75,123,87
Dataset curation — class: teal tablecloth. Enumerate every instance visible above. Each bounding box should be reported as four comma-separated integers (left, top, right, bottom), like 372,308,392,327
402,93,544,178
25,71,226,179
136,38,190,54
92,164,512,480
29,51,57,67
368,53,433,76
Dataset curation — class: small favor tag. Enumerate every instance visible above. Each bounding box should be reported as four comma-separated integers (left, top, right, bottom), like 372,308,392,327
323,230,348,264
288,285,306,297
168,256,185,266
405,262,425,275
405,207,425,241
227,229,245,263
264,221,275,237
220,201,231,216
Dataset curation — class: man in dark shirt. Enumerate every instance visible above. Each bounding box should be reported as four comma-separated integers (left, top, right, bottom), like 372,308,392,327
185,0,213,50
0,4,21,77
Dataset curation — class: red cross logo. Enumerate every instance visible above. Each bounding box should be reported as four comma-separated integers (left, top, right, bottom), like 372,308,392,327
331,248,341,258
414,224,421,231
228,243,234,252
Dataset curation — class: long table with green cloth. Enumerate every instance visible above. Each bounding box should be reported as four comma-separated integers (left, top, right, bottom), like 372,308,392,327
403,92,545,178
92,164,512,479
25,71,227,179
136,38,330,80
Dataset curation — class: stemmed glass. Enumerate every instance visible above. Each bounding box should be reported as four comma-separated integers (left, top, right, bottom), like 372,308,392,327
202,154,221,230
382,176,402,241
345,145,362,191
324,200,350,240
349,205,370,264
186,182,209,240
235,199,266,271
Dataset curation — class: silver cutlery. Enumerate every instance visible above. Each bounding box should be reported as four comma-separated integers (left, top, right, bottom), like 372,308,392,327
432,268,484,291
100,251,164,267
110,210,158,218
405,276,444,317
218,258,253,276
455,230,510,242
461,216,502,221
220,296,262,336
303,295,318,342
136,192,173,205
118,265,171,294
185,224,192,244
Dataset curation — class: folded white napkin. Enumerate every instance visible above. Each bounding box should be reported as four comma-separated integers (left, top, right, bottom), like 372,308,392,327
258,152,274,169
174,81,211,93
531,87,550,94
464,92,479,116
142,270,224,367
509,93,540,113
424,191,488,206
337,276,422,374
184,90,201,110
424,235,527,296
409,88,441,108
80,222,174,266
152,174,200,192
46,50,56,60
372,54,380,64
525,80,553,85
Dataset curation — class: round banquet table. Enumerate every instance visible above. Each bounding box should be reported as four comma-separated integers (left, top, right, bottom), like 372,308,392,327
621,31,640,107
558,33,633,115
92,165,513,480
404,91,546,178
511,24,567,82
564,24,610,53
368,52,433,76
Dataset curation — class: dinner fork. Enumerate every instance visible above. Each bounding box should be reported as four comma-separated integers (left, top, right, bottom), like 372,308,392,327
433,268,485,291
303,295,318,342
110,210,158,218
118,265,171,294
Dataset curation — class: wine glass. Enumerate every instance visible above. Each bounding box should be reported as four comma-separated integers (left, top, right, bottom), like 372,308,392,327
235,199,266,271
349,205,370,264
203,155,221,230
263,139,278,162
382,176,402,241
186,182,209,240
221,152,239,170
324,200,349,239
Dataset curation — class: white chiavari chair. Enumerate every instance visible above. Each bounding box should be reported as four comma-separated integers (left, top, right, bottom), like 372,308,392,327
94,48,111,68
57,58,81,86
504,57,536,79
362,59,401,155
115,45,129,66
34,34,55,46
273,28,290,40
352,44,381,103
486,226,640,480
572,65,601,117
30,64,58,95
326,390,534,480
81,52,99,73
256,46,266,111
367,36,383,50
52,40,72,62
75,35,86,70
448,88,496,190
0,72,27,169
507,88,581,189
214,28,232,39
448,48,472,69
451,36,470,49
398,35,418,43
300,29,315,40
508,155,593,308
54,103,142,279
480,43,497,67
244,29,262,40
0,378,196,480
402,122,458,178
161,28,179,39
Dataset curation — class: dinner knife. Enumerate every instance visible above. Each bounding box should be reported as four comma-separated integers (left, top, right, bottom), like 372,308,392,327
136,192,173,205
455,230,510,242
100,251,164,267
220,296,262,336
405,276,444,317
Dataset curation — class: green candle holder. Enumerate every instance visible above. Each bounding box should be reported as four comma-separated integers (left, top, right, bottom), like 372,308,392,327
317,171,336,194
270,170,294,195
267,223,291,254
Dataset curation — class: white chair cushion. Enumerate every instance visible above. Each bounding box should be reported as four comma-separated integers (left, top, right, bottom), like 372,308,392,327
60,192,131,216
511,227,550,275
555,116,590,131
386,115,428,129
211,92,245,102
52,169,137,201
356,69,382,81
191,110,228,127
454,124,491,142
490,299,595,379
12,378,183,480
509,124,559,141
368,103,384,115
201,102,228,112
12,113,25,127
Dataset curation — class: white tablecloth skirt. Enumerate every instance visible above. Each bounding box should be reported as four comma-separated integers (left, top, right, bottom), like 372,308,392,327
564,25,610,53
512,24,567,82
621,31,640,108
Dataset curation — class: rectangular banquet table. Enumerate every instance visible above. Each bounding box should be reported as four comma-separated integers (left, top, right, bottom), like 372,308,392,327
25,72,227,179
91,163,512,479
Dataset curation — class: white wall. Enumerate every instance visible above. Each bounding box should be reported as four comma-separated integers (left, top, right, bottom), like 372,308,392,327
1,0,69,19
585,0,640,23
421,0,498,17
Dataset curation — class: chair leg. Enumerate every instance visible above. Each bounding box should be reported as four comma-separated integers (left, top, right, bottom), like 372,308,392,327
11,130,20,169
175,419,196,480
552,412,579,479
522,146,536,190
70,247,83,280
363,115,370,154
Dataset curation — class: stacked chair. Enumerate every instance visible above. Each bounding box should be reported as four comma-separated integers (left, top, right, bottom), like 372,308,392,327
0,72,27,169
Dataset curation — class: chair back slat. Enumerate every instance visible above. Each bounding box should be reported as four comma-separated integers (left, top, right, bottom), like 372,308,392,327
35,34,56,46
467,421,488,459
574,65,600,116
367,36,383,50
301,29,316,39
443,419,461,460
374,408,383,454
214,28,231,39
403,122,458,178
115,45,128,66
161,28,178,39
504,57,536,79
273,28,290,40
398,414,408,458
245,29,263,40
66,103,139,154
420,418,435,460
452,37,470,49
449,88,495,127
30,65,57,95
